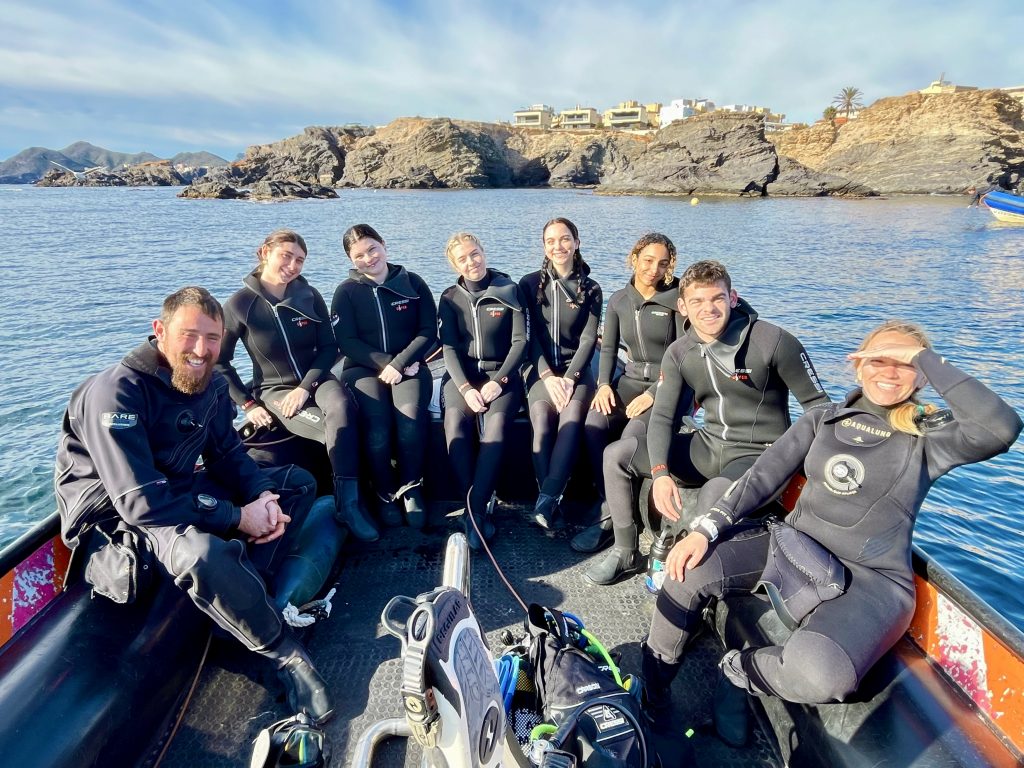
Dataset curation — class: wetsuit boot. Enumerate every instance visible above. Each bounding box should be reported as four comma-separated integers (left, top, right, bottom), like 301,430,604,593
532,492,565,530
640,641,680,734
377,492,404,528
571,503,614,553
465,493,496,551
333,478,379,542
263,632,335,725
398,480,426,530
715,650,751,747
583,525,644,586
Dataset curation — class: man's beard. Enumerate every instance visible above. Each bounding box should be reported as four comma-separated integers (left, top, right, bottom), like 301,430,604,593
169,354,214,395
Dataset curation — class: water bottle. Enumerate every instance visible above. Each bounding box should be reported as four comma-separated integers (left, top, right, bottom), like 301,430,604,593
645,530,676,594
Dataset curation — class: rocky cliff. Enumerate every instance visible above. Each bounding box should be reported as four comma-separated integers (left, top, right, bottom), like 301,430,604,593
182,113,863,198
770,89,1024,194
36,160,208,187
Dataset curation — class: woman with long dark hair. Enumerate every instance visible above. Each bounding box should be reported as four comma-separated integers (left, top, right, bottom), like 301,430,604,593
331,224,437,528
519,217,602,530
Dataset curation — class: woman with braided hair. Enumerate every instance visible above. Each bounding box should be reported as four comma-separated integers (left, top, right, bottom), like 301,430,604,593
518,218,602,530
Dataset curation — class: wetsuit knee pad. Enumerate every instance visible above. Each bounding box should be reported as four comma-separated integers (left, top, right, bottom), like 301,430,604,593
781,631,859,703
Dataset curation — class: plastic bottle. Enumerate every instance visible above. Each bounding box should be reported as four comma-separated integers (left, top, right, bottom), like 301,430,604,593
645,530,676,594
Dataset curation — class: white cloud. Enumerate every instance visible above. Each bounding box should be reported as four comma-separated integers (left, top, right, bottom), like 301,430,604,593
1,0,1022,157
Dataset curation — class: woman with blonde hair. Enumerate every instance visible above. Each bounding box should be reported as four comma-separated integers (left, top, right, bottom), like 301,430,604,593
640,319,1022,735
438,232,528,549
216,229,378,542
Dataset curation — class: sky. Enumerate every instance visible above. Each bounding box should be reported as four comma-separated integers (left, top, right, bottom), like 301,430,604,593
2,0,1023,161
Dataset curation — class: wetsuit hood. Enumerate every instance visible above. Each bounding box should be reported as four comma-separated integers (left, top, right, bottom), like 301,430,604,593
547,262,595,305
685,296,758,375
242,270,321,318
629,275,680,312
122,339,177,390
456,269,522,310
346,263,419,297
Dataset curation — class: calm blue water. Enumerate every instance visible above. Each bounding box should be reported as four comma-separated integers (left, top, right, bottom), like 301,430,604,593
2,186,1022,627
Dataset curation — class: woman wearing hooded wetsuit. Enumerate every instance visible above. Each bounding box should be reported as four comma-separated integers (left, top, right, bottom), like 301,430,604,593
438,232,528,550
519,217,602,531
573,232,684,554
216,229,379,543
332,224,438,530
642,319,1022,728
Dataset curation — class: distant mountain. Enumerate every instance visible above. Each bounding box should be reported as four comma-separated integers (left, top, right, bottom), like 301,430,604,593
59,141,160,170
0,142,228,183
168,151,229,167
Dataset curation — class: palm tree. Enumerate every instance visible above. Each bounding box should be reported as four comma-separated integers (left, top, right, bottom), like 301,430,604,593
832,87,864,119
822,106,838,122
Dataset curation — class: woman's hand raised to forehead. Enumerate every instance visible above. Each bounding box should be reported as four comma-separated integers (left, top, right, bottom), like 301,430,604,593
848,343,926,366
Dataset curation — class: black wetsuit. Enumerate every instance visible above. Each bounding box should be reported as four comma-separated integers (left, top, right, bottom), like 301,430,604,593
217,272,358,479
648,350,1023,703
584,277,683,498
331,264,437,499
56,339,316,652
605,299,830,535
438,269,527,513
519,266,601,497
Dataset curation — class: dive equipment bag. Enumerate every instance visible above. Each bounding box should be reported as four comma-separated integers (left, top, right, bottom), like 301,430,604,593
523,604,656,768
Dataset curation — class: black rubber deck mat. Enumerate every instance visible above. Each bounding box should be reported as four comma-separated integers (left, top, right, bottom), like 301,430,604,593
159,502,780,767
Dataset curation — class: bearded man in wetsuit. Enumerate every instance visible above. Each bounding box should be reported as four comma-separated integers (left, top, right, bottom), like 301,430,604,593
584,260,831,585
55,286,333,724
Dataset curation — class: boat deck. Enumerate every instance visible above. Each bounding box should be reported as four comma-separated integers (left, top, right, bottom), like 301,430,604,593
159,501,781,767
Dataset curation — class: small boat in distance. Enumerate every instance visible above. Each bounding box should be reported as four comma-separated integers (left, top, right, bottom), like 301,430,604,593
982,189,1024,223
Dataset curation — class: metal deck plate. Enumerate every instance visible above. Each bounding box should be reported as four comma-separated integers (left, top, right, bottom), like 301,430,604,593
159,503,779,767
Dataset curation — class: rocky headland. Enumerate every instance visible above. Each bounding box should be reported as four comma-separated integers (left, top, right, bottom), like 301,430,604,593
769,89,1024,194
15,89,1024,199
181,113,866,199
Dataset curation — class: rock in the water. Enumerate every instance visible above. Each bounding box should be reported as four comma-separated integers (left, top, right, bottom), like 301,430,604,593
177,181,248,199
771,89,1024,194
248,180,338,200
599,113,778,195
340,118,513,189
770,157,877,197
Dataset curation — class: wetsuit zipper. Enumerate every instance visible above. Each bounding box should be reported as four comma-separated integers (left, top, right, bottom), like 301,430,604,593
635,307,650,380
551,280,561,369
471,298,483,372
372,286,389,353
270,304,302,380
700,344,729,440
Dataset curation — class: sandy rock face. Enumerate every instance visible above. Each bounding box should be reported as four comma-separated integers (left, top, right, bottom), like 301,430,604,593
772,90,1024,193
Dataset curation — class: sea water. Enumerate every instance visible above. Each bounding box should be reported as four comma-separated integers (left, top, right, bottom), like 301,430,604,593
1,185,1022,627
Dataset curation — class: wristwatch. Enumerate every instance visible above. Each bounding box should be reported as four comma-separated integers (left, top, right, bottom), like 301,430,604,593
690,514,720,543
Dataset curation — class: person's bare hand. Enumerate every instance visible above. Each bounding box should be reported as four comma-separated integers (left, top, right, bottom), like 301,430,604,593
480,380,502,404
246,404,274,429
274,387,309,418
652,476,682,522
379,364,403,385
464,388,488,413
666,531,710,582
403,362,420,377
591,384,616,415
625,392,654,419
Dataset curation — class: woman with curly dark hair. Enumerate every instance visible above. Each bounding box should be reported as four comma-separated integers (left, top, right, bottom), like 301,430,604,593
572,233,683,554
